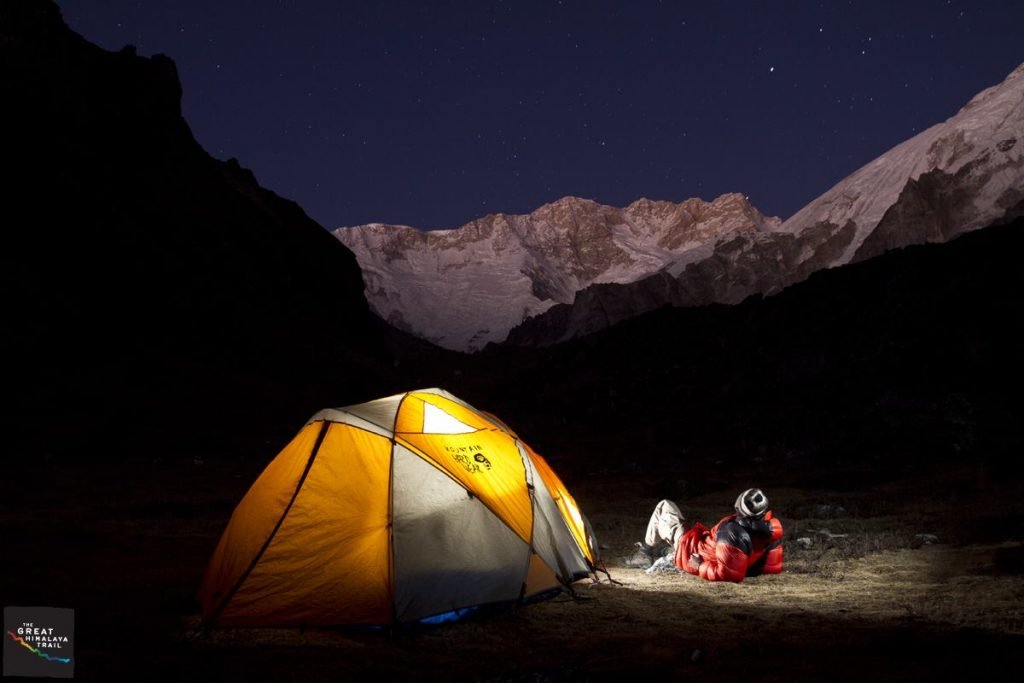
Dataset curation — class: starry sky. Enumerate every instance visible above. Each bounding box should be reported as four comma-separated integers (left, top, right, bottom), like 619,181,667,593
59,1,1024,230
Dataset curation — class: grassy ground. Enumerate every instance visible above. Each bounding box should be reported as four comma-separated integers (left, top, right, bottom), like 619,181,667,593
2,458,1021,681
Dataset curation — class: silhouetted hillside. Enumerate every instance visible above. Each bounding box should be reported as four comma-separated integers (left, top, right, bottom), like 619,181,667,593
1,1,427,460
4,0,1020,489
460,219,1024,484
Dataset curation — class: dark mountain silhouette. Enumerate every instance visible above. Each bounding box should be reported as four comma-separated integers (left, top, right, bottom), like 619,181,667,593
1,1,430,460
4,0,1019,491
455,218,1024,483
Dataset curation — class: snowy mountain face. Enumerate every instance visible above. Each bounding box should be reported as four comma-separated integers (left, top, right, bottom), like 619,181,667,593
337,63,1023,351
506,61,1024,346
334,194,780,351
782,62,1024,264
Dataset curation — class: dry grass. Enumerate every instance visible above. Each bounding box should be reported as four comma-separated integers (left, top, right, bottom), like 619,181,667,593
2,459,1022,681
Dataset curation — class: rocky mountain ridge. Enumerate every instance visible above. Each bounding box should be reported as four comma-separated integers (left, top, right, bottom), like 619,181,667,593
336,193,781,351
507,61,1024,346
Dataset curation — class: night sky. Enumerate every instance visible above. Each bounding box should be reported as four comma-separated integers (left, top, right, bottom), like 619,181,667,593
59,1,1024,230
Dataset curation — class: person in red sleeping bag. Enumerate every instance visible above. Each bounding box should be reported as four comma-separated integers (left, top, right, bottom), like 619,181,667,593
630,488,783,582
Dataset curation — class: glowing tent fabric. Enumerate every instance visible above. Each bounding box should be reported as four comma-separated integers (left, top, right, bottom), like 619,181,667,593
198,388,596,626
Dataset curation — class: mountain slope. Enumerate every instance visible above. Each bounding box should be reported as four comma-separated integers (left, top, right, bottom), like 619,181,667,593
1,1,417,459
335,194,780,351
507,62,1024,347
783,62,1024,263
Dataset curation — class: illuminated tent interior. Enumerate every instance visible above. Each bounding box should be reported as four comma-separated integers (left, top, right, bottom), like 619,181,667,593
198,388,597,626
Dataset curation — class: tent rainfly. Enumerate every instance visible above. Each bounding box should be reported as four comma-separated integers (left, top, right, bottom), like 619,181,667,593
198,388,598,626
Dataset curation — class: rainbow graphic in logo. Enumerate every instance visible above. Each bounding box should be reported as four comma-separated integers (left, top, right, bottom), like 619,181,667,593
6,629,72,664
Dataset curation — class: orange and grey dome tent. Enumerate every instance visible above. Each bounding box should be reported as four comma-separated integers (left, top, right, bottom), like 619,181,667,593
198,388,597,626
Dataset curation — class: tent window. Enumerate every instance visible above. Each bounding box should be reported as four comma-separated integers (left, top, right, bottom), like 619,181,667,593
422,402,478,434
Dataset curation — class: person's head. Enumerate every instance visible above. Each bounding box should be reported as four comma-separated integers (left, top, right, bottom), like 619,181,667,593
734,488,769,519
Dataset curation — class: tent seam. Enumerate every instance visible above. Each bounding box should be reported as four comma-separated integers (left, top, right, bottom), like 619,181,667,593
204,419,330,626
518,440,537,600
388,437,397,624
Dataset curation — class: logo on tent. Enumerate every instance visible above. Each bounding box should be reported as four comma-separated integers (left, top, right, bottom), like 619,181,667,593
444,444,492,474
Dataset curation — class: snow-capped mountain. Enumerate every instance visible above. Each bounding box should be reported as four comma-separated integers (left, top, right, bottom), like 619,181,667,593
781,62,1024,264
334,194,781,351
337,62,1023,351
507,61,1024,346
